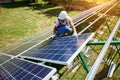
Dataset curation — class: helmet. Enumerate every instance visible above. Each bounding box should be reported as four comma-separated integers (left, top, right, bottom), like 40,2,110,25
58,11,67,20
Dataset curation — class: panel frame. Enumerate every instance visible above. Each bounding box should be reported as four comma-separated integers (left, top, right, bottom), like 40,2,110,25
20,33,94,67
0,65,16,80
0,53,12,66
1,57,57,80
16,58,57,80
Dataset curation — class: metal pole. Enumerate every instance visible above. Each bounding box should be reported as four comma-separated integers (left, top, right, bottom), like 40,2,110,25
87,40,120,45
85,17,120,80
105,18,112,33
79,52,89,73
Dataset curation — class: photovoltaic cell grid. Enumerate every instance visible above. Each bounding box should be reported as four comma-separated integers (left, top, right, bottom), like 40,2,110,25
0,42,38,56
0,28,53,56
0,58,56,80
0,54,11,64
20,33,93,66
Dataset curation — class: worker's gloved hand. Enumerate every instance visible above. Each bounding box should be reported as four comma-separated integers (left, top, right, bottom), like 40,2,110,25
49,34,58,40
72,32,77,36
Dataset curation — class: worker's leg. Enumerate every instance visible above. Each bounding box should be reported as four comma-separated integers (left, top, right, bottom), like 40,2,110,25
64,26,73,35
56,26,66,37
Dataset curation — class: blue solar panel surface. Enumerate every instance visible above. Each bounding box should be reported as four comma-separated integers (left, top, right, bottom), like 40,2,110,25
0,58,56,80
21,33,93,66
0,67,13,80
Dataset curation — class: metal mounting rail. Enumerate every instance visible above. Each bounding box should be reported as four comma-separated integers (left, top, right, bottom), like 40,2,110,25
73,1,114,23
78,1,120,35
87,40,120,45
74,1,114,26
0,52,14,58
85,17,120,80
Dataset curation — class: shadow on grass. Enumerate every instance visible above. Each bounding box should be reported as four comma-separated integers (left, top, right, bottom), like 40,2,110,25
0,1,55,10
0,1,29,8
95,65,110,80
29,3,56,10
0,0,68,17
40,7,64,17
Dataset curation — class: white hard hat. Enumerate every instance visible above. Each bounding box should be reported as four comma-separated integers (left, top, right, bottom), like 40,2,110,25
58,11,67,20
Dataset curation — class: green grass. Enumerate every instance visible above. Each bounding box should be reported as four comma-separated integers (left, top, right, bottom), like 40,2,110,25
0,0,80,48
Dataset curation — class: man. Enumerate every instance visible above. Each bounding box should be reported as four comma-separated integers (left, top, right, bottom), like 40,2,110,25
53,11,77,37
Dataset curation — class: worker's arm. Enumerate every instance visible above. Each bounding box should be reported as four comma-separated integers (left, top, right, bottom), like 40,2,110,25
53,26,57,35
69,20,77,36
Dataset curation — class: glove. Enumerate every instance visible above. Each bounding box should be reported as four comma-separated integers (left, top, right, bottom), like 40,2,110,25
72,32,77,36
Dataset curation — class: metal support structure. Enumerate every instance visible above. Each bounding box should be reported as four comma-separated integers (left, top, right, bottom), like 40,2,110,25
78,1,119,35
104,11,120,65
89,46,99,54
114,63,120,72
60,60,81,80
79,52,89,73
111,50,120,63
87,40,120,45
105,18,112,33
85,17,120,80
74,0,114,27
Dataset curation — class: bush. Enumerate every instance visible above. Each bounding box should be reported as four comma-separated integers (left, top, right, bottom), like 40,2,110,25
43,0,97,11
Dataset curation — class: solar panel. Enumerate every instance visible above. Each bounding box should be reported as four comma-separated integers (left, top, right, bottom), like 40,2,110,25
0,58,57,80
0,42,38,56
0,66,14,80
0,54,11,64
20,33,94,66
0,28,53,56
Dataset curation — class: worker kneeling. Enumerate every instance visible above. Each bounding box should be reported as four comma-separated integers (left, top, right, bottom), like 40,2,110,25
53,11,77,37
